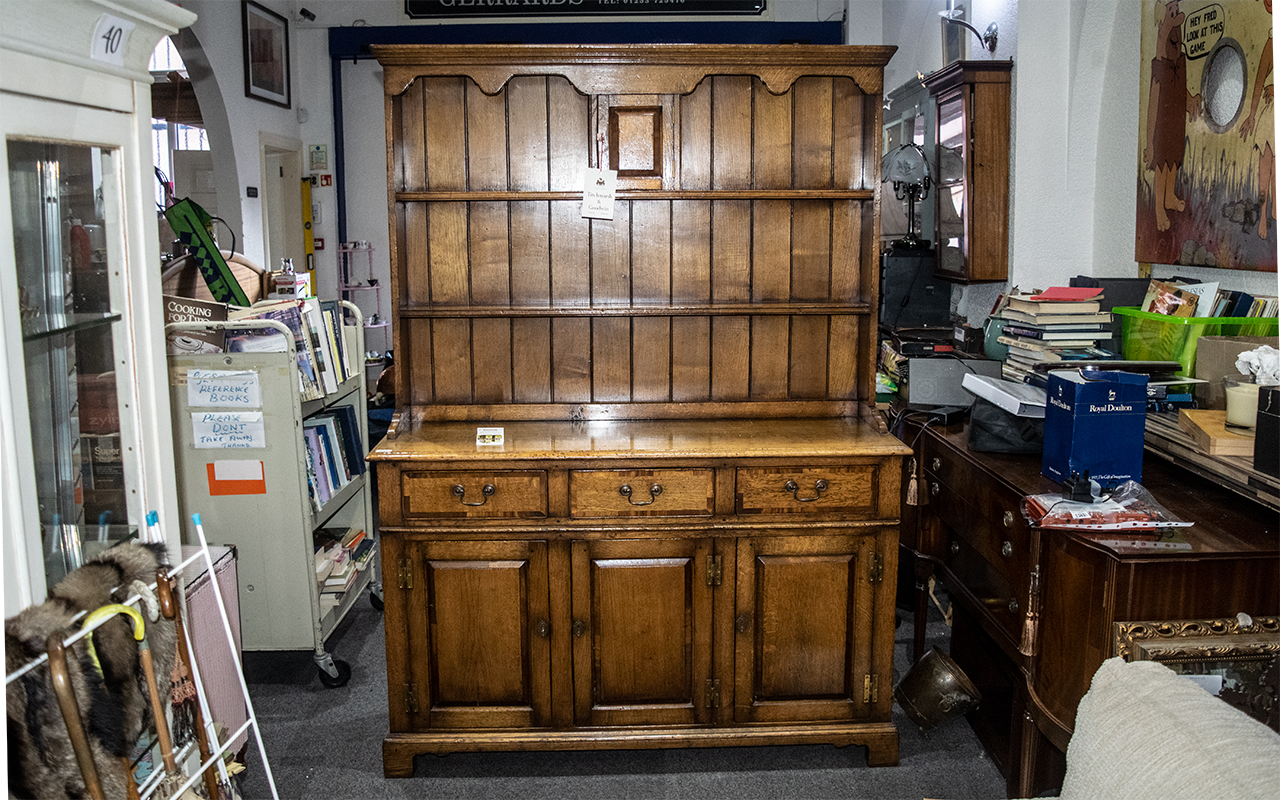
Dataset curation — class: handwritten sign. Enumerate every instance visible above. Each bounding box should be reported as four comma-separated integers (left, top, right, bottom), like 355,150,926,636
1182,4,1224,59
187,369,262,408
91,14,135,67
192,412,266,449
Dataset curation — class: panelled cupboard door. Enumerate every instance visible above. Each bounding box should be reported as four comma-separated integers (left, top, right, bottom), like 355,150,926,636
405,540,552,730
570,538,714,727
734,534,878,724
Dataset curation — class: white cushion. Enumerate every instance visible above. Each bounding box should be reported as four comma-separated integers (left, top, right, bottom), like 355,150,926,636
1060,656,1280,800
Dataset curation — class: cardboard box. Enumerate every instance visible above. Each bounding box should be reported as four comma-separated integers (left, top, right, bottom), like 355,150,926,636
268,270,311,299
1042,369,1148,489
1194,335,1277,409
1256,385,1279,478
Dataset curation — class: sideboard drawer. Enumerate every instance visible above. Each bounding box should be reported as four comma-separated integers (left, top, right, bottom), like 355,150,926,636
736,466,877,516
942,530,1023,648
401,470,548,519
569,468,714,518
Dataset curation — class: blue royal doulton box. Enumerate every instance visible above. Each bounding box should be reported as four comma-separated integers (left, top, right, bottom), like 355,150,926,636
1042,369,1149,489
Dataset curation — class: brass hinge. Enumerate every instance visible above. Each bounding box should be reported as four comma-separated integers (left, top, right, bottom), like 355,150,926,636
707,555,723,587
405,683,419,714
399,558,413,589
863,674,878,704
706,678,721,709
867,552,884,584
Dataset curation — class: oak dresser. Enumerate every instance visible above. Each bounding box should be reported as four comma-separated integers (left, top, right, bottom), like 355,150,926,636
367,44,912,777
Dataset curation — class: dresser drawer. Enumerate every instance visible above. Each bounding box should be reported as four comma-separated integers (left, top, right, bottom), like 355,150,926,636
736,466,877,516
941,530,1023,649
401,470,548,519
569,469,714,518
923,451,1030,596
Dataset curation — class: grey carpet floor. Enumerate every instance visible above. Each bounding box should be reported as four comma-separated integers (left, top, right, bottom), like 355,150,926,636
237,590,1004,800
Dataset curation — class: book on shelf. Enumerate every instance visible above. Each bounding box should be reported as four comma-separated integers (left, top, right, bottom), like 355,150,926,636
1000,342,1116,363
320,300,352,383
1000,307,1113,325
1140,279,1199,318
330,405,367,476
999,335,1105,351
1001,323,1111,340
227,300,325,401
304,418,348,492
163,295,227,355
301,298,339,396
351,538,375,568
1006,287,1103,315
1001,360,1035,383
302,435,322,512
303,426,333,504
340,526,366,550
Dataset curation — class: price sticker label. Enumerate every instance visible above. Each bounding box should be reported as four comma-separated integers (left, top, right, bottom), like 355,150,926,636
91,15,135,67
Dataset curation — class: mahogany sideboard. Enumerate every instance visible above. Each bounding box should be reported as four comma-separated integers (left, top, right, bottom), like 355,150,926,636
367,44,912,777
900,420,1280,798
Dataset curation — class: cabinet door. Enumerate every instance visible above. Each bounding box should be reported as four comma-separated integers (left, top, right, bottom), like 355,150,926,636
570,538,714,727
405,540,552,730
734,533,879,724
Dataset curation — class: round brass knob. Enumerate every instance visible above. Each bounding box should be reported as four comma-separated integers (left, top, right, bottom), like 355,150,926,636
931,458,941,471
930,481,940,497
950,541,960,555
1001,541,1013,558
1002,510,1014,527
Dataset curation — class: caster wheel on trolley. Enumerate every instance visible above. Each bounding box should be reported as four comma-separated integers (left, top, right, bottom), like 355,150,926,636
317,659,351,688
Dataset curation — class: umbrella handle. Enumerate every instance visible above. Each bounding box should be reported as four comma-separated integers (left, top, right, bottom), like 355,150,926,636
46,635,108,800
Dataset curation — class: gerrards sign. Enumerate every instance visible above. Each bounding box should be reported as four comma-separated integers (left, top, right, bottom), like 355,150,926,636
405,1,767,18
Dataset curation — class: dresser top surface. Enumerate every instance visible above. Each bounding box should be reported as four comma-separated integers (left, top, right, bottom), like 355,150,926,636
370,417,912,463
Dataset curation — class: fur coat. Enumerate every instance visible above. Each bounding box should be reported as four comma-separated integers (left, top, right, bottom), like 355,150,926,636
7,542,176,799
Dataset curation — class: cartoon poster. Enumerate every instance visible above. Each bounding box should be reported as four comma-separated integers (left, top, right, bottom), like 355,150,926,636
1137,0,1275,271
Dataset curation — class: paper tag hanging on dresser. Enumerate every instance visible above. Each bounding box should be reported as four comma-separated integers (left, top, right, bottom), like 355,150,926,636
581,167,617,220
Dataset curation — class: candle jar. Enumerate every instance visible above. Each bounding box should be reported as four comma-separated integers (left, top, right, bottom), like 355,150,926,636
1224,375,1262,428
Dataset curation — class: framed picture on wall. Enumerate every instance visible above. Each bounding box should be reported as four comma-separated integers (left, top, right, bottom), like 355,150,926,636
242,0,290,108
1136,0,1275,271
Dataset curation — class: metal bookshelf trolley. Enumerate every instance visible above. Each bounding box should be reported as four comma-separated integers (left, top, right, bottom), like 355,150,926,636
166,302,380,687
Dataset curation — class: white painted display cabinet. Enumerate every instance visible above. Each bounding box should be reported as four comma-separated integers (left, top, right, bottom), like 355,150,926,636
1,0,196,614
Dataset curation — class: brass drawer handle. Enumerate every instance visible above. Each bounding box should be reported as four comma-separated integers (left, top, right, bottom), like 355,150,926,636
1001,541,1013,558
619,483,663,506
1008,598,1020,614
950,541,960,555
783,478,829,502
931,457,941,471
930,481,940,497
535,619,550,639
1003,510,1014,527
453,483,496,506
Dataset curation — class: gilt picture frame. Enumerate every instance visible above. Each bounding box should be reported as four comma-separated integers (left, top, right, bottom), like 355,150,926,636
1114,616,1280,731
242,0,290,108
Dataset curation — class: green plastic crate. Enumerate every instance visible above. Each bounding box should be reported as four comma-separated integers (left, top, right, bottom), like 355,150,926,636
1113,306,1278,377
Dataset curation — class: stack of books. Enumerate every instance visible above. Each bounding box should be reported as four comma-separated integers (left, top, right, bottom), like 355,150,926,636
315,527,376,613
996,287,1115,382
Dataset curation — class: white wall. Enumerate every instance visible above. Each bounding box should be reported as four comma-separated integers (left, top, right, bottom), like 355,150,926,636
178,0,306,271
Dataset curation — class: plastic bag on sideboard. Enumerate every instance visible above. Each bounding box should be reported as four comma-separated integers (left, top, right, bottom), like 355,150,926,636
1022,480,1193,531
